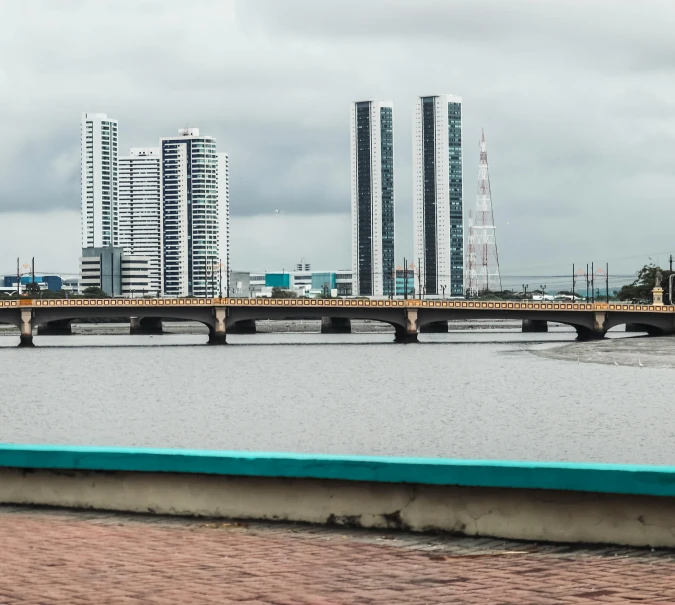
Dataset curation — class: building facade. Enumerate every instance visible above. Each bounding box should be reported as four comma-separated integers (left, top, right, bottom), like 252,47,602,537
79,247,150,297
413,95,464,297
160,128,229,297
350,100,395,297
118,148,162,296
81,113,118,248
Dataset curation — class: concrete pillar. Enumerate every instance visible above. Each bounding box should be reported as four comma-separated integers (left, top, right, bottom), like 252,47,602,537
575,313,607,341
522,319,548,333
129,317,163,335
209,307,227,345
394,310,419,343
228,319,257,334
420,320,448,333
37,319,72,336
320,317,351,334
19,309,34,347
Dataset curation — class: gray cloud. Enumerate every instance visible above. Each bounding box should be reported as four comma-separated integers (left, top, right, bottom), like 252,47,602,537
1,0,674,277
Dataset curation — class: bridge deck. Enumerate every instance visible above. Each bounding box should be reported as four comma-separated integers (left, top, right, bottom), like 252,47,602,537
1,297,673,314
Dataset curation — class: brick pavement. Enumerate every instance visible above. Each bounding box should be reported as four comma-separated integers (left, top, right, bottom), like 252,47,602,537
1,506,675,604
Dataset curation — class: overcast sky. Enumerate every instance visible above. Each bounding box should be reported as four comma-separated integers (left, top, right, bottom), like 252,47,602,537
1,0,674,286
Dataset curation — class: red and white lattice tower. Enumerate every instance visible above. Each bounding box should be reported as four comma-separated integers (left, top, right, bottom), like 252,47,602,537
473,130,501,293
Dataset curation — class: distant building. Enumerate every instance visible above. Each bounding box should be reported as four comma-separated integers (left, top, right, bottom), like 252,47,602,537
350,100,395,297
160,128,229,297
413,95,464,297
79,247,150,297
3,275,63,293
81,112,119,248
311,272,336,294
118,147,162,296
395,268,415,297
265,273,292,289
229,271,250,297
335,271,353,297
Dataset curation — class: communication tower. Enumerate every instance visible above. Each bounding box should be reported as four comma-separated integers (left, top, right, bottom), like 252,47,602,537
471,130,501,293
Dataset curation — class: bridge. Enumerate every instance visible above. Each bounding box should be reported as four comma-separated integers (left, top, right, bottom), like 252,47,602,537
1,297,674,346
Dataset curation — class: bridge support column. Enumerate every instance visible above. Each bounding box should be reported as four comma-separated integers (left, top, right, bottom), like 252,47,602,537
19,309,34,347
209,307,227,345
228,319,257,334
37,319,72,336
576,312,607,341
129,317,163,335
420,320,448,333
395,310,418,344
321,317,351,334
522,319,548,333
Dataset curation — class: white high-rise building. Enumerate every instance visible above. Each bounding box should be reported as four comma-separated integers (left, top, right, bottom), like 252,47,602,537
81,113,119,248
160,128,229,297
118,148,162,296
413,95,464,297
350,100,395,297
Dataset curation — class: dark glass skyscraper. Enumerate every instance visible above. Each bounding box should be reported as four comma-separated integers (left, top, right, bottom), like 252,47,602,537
350,101,395,297
413,95,464,297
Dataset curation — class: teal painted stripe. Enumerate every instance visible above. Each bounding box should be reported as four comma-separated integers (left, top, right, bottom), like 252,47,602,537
1,444,675,497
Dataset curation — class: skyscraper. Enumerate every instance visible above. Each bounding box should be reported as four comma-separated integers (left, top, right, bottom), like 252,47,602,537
118,148,162,296
81,112,118,248
160,128,229,297
413,94,464,297
350,100,395,297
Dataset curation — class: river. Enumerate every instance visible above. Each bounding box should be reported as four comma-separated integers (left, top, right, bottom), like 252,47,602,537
0,325,671,465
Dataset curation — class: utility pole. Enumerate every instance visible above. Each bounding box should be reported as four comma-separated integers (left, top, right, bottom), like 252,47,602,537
16,257,19,297
572,264,575,301
591,262,595,303
606,263,609,303
417,258,422,300
586,263,589,301
670,254,673,273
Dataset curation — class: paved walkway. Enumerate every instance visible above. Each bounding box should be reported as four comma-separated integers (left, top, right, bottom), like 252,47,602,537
1,506,675,603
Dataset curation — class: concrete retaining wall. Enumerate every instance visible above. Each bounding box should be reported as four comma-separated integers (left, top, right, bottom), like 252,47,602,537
2,445,675,547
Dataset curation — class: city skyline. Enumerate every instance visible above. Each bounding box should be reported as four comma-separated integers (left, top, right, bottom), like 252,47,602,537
2,1,675,281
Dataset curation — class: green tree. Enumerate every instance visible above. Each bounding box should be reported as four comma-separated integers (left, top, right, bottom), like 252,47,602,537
82,286,108,298
619,265,673,304
270,287,297,298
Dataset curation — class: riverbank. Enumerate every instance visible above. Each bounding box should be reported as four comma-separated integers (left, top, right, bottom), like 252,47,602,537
534,336,675,369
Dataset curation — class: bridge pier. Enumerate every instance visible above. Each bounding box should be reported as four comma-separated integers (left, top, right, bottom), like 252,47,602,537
575,312,607,341
394,310,418,344
321,317,351,334
522,319,548,333
18,310,34,347
209,307,227,345
129,317,163,335
37,319,72,336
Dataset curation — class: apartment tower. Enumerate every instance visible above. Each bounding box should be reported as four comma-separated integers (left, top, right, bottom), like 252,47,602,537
160,128,229,297
81,113,118,248
118,147,162,295
350,100,395,297
413,95,464,297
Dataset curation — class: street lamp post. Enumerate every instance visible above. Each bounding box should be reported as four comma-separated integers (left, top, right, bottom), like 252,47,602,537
540,284,547,300
522,284,528,300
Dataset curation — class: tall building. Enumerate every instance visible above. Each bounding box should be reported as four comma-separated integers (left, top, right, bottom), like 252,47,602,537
160,128,229,297
118,148,162,296
81,113,119,248
413,95,464,297
350,100,395,297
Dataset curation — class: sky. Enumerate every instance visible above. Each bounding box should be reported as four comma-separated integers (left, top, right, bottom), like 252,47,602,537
1,0,675,288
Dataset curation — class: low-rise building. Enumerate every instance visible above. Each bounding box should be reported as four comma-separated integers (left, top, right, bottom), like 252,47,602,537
79,247,150,297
